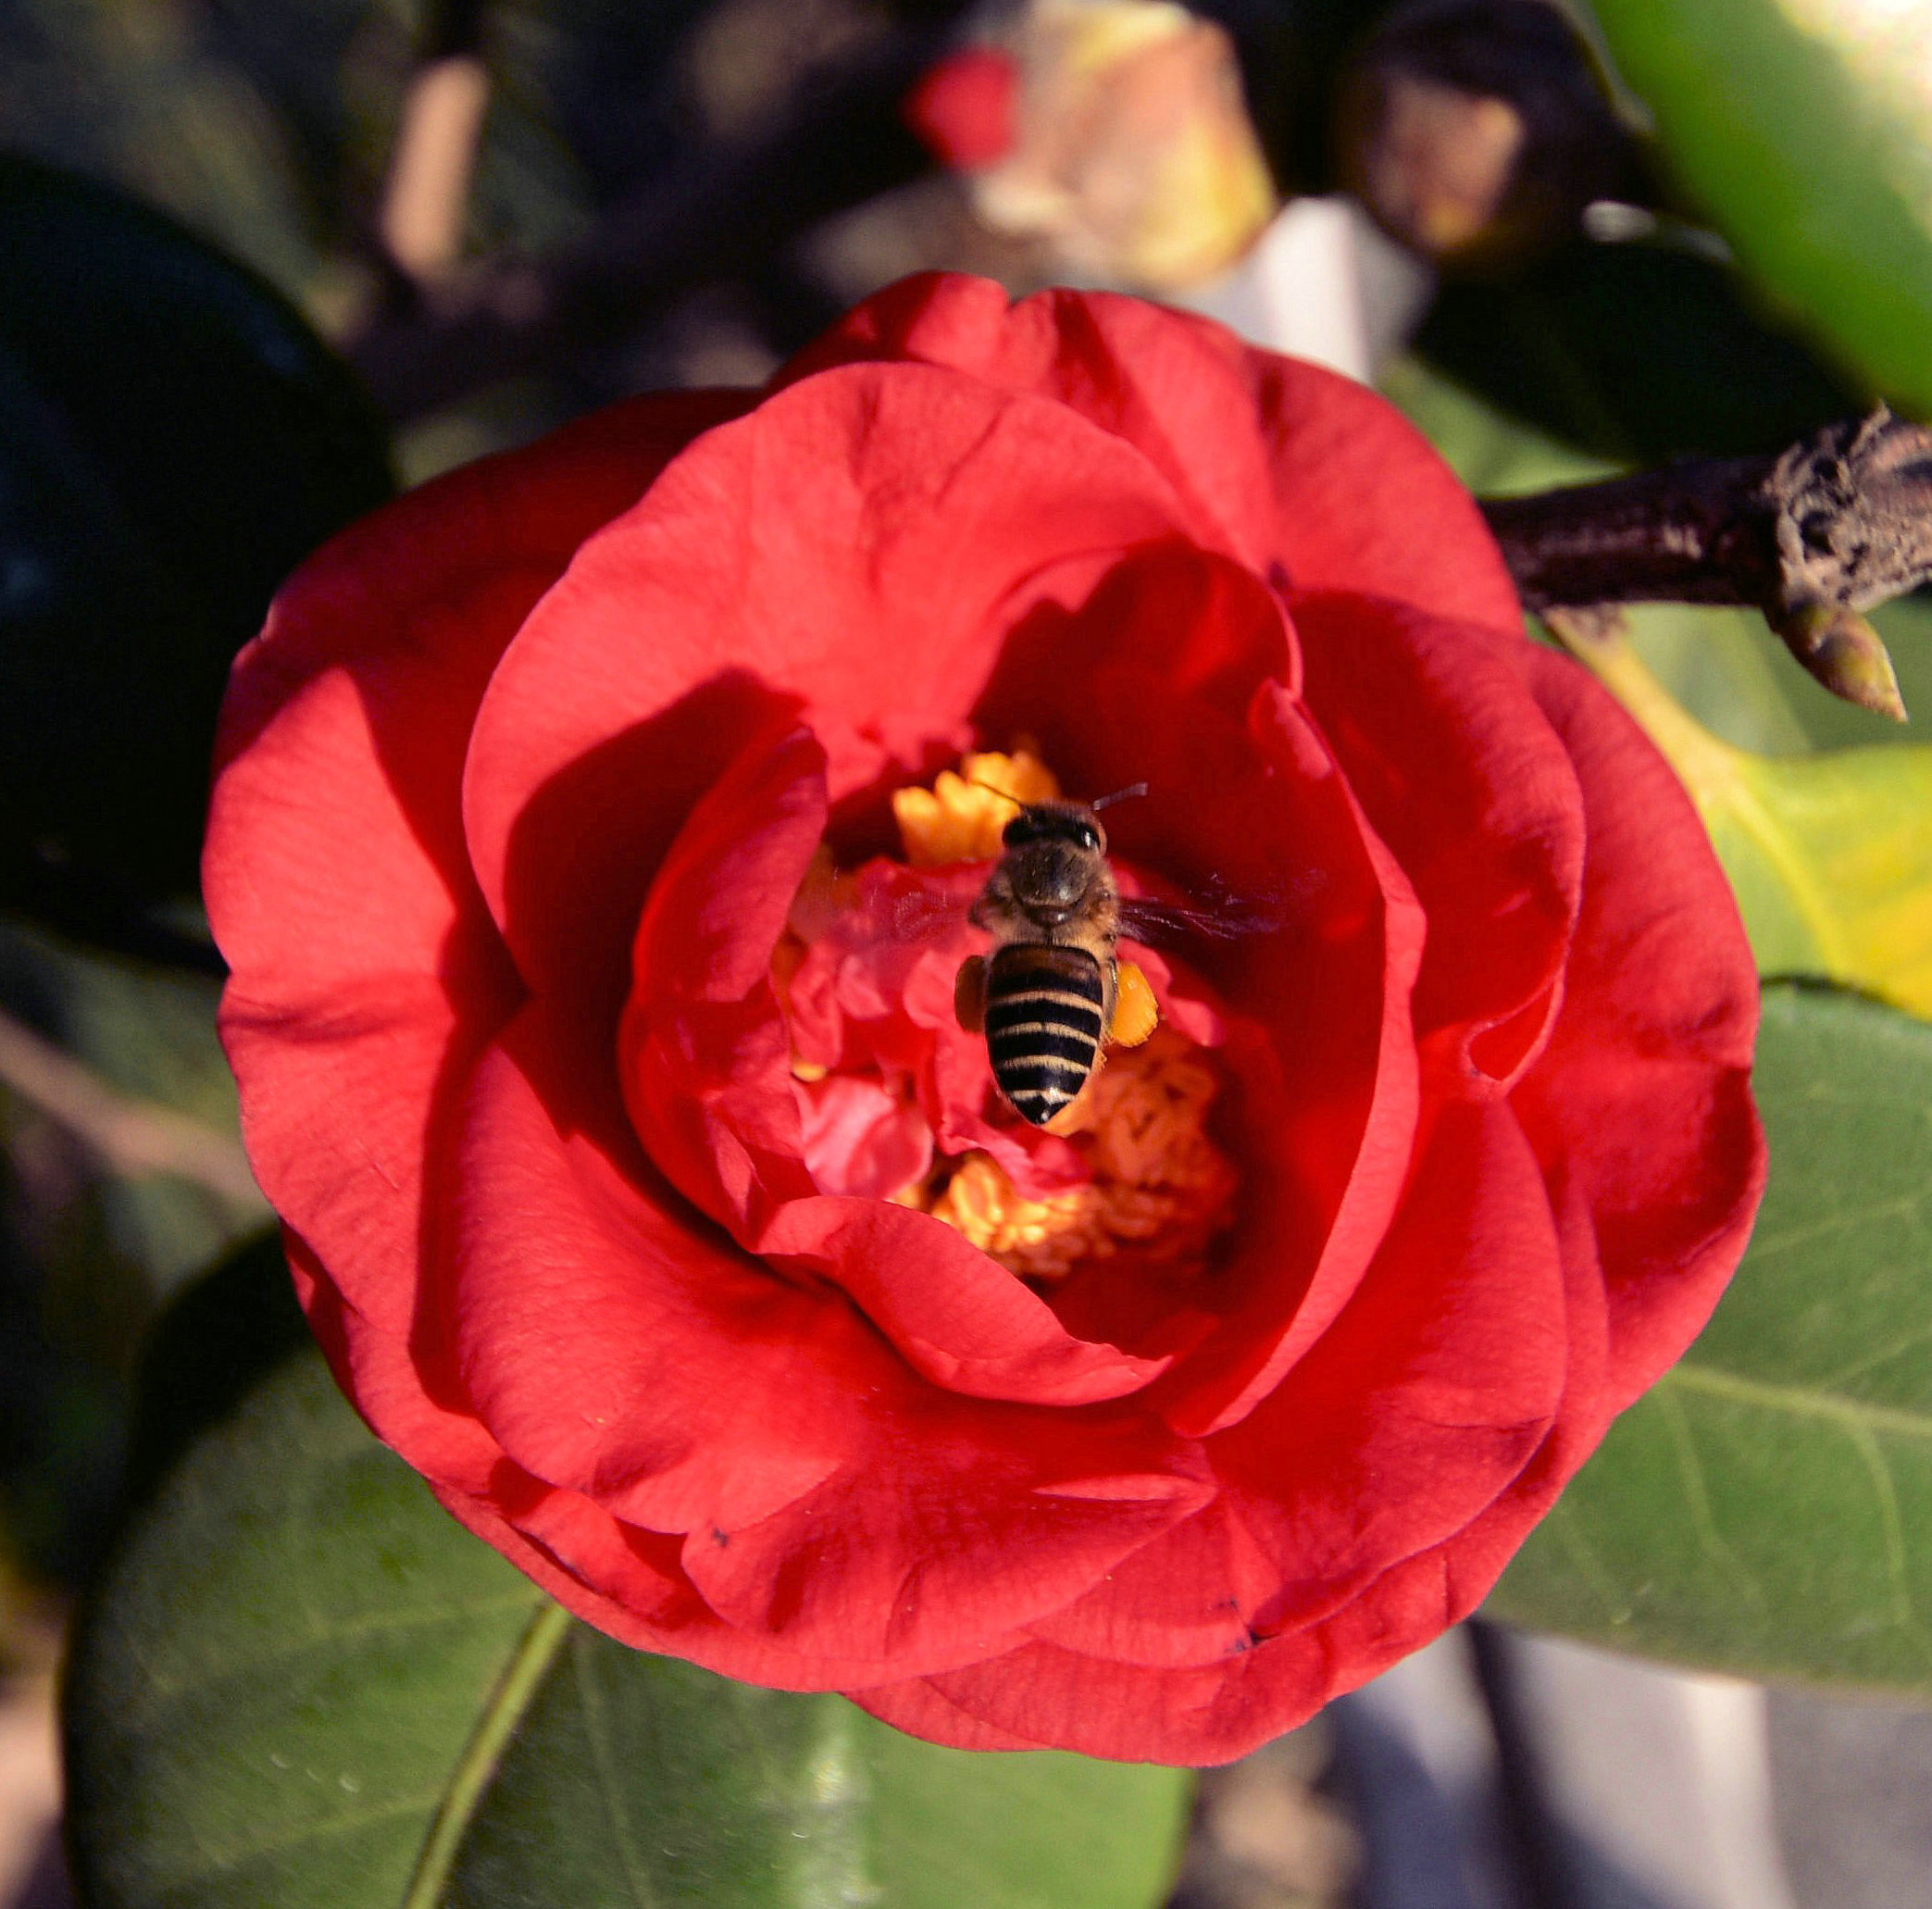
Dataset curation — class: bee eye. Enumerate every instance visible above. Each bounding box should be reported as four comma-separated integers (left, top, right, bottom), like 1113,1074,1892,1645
1076,824,1101,851
1003,813,1044,846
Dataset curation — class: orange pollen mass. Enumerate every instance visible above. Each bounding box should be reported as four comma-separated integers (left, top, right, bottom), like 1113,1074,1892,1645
918,1029,1240,1283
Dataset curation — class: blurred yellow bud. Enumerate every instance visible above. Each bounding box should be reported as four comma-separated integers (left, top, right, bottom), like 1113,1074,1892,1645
933,0,1279,291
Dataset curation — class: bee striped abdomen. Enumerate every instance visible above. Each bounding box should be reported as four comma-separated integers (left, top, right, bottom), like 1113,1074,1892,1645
984,943,1108,1127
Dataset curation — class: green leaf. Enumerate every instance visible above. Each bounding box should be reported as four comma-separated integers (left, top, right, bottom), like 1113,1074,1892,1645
1566,633,1932,1015
1416,233,1858,465
1488,984,1932,1693
65,1243,1190,1909
0,151,392,917
1587,0,1932,416
1379,353,1615,498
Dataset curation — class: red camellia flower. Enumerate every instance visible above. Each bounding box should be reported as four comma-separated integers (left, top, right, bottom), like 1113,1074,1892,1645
206,273,1764,1764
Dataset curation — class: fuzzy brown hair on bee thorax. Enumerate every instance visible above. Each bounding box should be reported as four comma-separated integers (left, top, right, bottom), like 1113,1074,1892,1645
974,844,1117,940
970,804,1120,945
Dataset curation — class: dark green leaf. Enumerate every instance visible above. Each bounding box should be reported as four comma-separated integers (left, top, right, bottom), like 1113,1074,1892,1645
118,1230,301,1503
0,151,391,916
1488,984,1932,1693
1588,0,1932,417
0,920,266,1584
1417,235,1858,465
66,1248,1190,1909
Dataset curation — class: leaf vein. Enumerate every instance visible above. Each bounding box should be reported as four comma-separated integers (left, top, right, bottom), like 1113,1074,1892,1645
1666,1363,1932,1441
573,1634,658,1908
1741,1192,1924,1261
400,1597,572,1909
1655,1388,1766,1612
1840,1418,1932,1673
1548,1502,1634,1628
126,1591,542,1703
167,1790,442,1878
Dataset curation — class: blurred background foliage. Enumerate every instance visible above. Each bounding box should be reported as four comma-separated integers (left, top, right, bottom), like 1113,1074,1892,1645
4,1,1932,1899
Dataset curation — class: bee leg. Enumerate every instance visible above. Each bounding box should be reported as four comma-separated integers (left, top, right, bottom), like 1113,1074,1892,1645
1108,961,1160,1048
954,954,988,1034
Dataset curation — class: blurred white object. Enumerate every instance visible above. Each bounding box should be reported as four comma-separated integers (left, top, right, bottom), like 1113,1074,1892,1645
1332,1627,1800,1909
0,1677,59,1904
1509,1634,1798,1909
1180,194,1436,381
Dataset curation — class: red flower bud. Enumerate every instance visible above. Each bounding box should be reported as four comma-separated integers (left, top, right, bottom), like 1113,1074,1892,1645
206,275,1764,1764
904,47,1020,171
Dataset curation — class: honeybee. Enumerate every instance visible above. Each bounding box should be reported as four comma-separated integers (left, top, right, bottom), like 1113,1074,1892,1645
954,792,1162,1128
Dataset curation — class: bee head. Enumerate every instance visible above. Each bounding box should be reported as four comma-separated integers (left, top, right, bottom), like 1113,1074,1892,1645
1001,802,1104,855
994,802,1112,928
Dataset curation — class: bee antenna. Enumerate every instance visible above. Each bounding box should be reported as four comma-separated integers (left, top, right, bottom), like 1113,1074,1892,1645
1089,781,1149,813
967,777,1026,806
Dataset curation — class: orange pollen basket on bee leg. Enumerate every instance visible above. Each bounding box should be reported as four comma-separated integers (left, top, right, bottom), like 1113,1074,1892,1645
885,750,1241,1285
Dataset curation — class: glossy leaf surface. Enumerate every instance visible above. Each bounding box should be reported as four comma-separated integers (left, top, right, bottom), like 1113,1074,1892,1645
1489,985,1932,1692
64,1244,1190,1909
1588,0,1932,415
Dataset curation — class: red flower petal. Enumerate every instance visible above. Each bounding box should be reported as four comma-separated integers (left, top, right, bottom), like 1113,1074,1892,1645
756,1195,1168,1406
208,393,742,1344
451,1004,868,1535
288,1229,505,1499
788,273,1522,630
1028,1096,1567,1674
1151,686,1427,1437
679,1410,1211,1667
786,275,1280,562
425,1471,1068,1689
1233,346,1522,634
619,719,826,1236
1206,1096,1567,1627
1506,649,1765,1409
1297,594,1586,1088
462,360,1196,1016
793,1073,932,1200
620,721,1168,1406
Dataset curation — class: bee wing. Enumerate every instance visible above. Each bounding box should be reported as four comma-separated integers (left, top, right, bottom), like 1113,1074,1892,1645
1116,879,1285,946
883,884,975,943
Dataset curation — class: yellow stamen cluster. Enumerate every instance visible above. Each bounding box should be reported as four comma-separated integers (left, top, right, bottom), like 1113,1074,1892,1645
920,1029,1239,1283
891,749,1060,866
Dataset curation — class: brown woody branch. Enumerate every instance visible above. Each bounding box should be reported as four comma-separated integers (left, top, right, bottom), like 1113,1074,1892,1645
1480,410,1932,717
1481,410,1932,615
